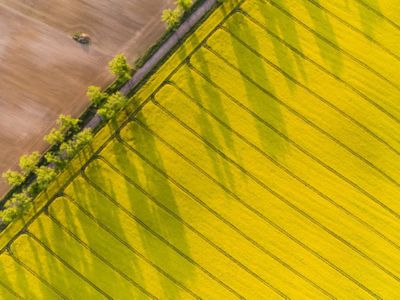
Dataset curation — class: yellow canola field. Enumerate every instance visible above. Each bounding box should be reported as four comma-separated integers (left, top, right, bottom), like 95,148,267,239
1,0,400,298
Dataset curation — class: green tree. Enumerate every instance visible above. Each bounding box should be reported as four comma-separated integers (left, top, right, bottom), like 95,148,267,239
60,128,93,159
57,114,80,134
87,85,108,107
73,129,93,151
108,54,132,79
7,192,32,212
35,166,57,190
59,141,75,158
44,128,64,146
2,170,25,187
1,192,32,225
98,92,127,120
0,206,18,225
177,0,192,11
44,115,80,146
45,152,64,168
19,151,41,174
162,8,181,28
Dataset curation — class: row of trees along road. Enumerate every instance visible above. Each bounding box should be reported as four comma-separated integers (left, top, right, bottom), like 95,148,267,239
0,54,132,226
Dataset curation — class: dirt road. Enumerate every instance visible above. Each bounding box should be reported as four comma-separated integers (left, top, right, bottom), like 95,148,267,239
0,0,174,196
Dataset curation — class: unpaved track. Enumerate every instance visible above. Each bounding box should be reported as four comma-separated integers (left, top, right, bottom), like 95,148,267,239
0,0,174,196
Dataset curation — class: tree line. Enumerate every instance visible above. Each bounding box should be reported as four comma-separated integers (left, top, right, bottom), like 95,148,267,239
0,54,132,226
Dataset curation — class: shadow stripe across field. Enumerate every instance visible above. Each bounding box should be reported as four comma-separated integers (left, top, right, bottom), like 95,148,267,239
242,3,400,128
235,10,400,157
86,157,278,297
1,0,400,298
143,89,394,294
237,7,400,136
263,0,400,91
188,44,400,233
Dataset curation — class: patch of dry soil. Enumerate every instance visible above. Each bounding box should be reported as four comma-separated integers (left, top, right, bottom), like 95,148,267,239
0,0,174,196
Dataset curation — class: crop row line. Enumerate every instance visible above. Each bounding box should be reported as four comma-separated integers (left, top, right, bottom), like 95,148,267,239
238,8,400,151
190,45,400,235
186,56,400,281
0,279,24,299
149,94,385,297
86,157,283,297
82,160,245,299
206,32,400,190
113,115,374,298
193,38,400,221
81,165,244,299
304,0,400,62
353,0,400,31
43,211,159,299
64,189,201,298
170,76,400,253
7,239,85,300
261,0,400,92
109,136,290,299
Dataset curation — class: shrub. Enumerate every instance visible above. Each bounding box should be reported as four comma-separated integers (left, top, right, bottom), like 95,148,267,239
27,182,42,196
0,206,18,225
108,54,132,79
162,0,193,28
2,170,25,187
87,85,108,107
59,141,75,158
0,205,21,225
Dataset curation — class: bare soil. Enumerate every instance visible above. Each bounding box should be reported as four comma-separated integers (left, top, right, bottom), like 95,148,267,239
0,0,174,196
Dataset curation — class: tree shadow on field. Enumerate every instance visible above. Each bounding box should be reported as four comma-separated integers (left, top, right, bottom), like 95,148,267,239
352,0,383,38
219,9,288,159
22,232,67,294
176,34,240,192
297,0,343,76
93,122,193,299
0,251,41,299
66,172,148,297
254,0,306,88
28,212,103,297
249,0,343,77
8,232,77,297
